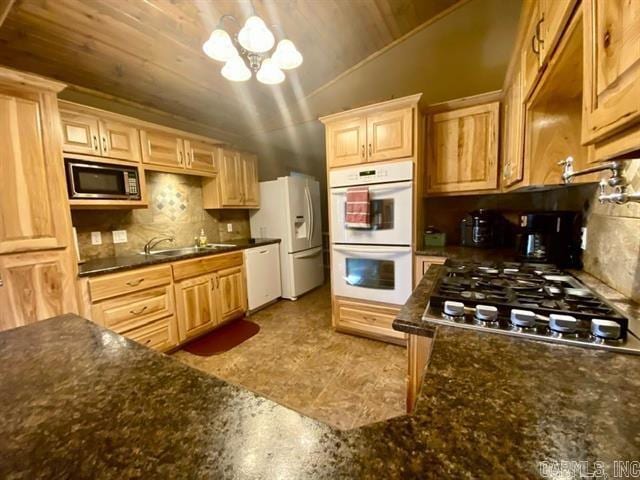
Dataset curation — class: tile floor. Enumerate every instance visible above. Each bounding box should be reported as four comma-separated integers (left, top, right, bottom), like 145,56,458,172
172,284,407,430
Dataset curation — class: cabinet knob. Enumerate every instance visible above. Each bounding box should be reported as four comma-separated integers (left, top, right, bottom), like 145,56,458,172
93,135,99,151
368,143,372,156
0,274,3,287
102,137,108,152
361,144,365,158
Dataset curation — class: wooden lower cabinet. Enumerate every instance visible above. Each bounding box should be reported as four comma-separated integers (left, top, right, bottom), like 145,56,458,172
0,250,78,331
216,266,247,323
333,297,406,345
125,315,178,352
174,274,218,342
406,334,433,413
414,255,447,287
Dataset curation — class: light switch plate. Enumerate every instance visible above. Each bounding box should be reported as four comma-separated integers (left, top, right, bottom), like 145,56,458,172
581,227,587,250
91,231,102,245
112,230,128,244
227,223,233,233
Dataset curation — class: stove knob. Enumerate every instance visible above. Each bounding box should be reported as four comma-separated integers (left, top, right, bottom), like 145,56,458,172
475,305,498,322
510,309,536,328
591,319,621,340
444,301,465,317
549,314,578,333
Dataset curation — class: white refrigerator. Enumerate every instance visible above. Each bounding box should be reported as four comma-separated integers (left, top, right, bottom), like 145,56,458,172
250,175,324,300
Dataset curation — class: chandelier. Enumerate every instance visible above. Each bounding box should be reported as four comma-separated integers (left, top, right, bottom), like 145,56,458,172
202,11,303,85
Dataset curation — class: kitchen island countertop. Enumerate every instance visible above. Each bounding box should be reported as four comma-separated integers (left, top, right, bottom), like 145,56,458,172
2,303,640,478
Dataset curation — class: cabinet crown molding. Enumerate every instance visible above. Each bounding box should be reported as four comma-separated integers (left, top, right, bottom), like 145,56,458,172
0,66,66,93
318,93,422,124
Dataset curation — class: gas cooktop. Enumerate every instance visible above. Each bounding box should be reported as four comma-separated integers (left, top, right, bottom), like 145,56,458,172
424,261,640,354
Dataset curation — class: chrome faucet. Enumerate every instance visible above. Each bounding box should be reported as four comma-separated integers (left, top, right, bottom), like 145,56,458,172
143,235,175,255
558,156,640,204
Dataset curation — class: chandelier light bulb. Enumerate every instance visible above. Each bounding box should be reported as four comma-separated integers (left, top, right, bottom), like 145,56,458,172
256,58,285,85
238,15,275,53
202,29,237,62
271,39,303,70
221,54,252,82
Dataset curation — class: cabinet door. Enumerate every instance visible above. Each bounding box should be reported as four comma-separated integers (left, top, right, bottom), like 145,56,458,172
0,250,78,331
140,129,185,169
540,0,577,64
219,149,244,206
99,119,141,162
366,107,413,162
215,266,246,323
582,0,640,144
0,91,69,253
59,109,101,155
326,116,366,168
413,255,447,287
174,274,217,342
185,138,217,174
241,153,260,207
521,1,543,100
502,65,525,188
426,102,500,194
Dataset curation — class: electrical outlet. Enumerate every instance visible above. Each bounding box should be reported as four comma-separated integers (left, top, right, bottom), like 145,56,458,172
227,223,233,233
112,230,128,244
91,231,102,245
581,227,587,250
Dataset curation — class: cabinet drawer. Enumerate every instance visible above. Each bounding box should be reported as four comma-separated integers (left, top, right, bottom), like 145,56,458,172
172,251,243,281
91,285,174,333
124,315,178,352
88,265,172,302
335,298,406,344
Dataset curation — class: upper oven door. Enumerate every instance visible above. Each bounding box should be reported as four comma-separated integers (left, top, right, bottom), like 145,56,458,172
66,159,138,199
330,180,412,245
331,244,412,305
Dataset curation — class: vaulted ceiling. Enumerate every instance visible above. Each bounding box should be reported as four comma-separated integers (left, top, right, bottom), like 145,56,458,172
0,0,460,136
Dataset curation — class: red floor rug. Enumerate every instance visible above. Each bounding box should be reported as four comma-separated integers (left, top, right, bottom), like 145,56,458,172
181,318,260,356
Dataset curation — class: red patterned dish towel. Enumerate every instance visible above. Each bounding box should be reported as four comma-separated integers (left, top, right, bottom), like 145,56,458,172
345,186,371,229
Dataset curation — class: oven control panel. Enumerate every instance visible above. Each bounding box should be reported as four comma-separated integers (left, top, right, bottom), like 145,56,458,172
329,160,413,187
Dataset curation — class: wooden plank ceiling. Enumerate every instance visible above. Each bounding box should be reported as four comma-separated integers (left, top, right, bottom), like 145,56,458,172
0,0,459,139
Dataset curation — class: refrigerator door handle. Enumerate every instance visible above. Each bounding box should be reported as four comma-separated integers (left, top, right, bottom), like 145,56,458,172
308,185,314,245
295,247,322,259
304,185,313,245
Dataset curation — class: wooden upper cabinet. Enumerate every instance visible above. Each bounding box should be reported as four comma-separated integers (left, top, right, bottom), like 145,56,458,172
185,138,217,174
426,102,500,195
522,1,543,100
99,119,141,162
0,91,69,253
219,149,244,206
539,0,577,64
59,106,141,162
140,129,184,169
326,116,366,168
174,273,217,342
241,153,260,207
582,0,640,145
366,107,413,162
215,266,246,322
502,64,525,189
59,109,101,155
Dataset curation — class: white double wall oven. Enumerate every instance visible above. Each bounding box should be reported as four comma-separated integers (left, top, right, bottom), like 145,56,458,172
330,161,413,306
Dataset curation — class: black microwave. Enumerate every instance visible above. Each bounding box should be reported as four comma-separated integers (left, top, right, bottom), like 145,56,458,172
65,158,141,200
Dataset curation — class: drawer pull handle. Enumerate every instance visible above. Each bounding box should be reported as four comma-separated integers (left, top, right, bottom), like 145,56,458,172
144,339,152,345
363,316,378,322
130,306,149,315
126,279,144,286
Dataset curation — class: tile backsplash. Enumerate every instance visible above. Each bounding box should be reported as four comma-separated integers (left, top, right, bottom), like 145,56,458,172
582,159,640,302
72,172,250,260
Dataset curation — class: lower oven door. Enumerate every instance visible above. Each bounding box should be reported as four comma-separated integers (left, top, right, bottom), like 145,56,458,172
331,244,412,305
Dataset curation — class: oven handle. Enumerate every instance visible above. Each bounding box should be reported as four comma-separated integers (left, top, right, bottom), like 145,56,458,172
330,182,411,195
332,245,411,255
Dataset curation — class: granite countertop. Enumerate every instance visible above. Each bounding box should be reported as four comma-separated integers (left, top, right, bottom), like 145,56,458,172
78,238,281,277
3,311,640,478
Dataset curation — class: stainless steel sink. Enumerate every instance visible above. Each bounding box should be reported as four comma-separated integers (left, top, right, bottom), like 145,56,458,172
140,244,236,257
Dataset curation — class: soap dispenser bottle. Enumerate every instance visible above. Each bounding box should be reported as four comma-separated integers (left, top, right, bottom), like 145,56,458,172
198,228,207,247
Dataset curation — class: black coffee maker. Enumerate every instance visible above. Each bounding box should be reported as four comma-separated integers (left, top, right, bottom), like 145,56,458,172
460,210,506,248
515,211,583,267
